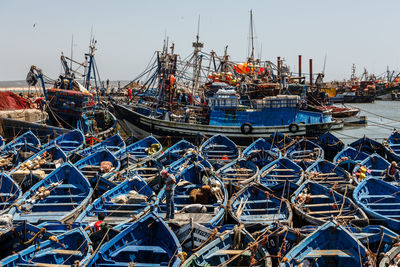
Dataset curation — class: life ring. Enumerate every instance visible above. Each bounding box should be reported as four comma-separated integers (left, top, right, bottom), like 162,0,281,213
241,122,253,135
289,123,299,134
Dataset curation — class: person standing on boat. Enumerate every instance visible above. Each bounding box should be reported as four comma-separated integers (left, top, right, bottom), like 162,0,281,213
385,161,399,181
127,87,132,102
161,169,176,220
84,212,106,232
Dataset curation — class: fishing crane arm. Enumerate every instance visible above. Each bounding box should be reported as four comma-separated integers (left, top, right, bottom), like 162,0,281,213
26,65,47,100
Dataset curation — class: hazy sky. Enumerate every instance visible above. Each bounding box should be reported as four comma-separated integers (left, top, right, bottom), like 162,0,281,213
1,0,400,82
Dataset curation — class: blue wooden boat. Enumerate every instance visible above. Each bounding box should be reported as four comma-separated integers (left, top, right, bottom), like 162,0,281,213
11,162,93,224
166,152,212,175
76,132,125,159
157,139,196,166
0,143,40,173
36,221,82,235
306,159,353,194
266,132,294,151
0,131,40,155
333,146,369,172
42,128,85,154
156,163,227,227
200,134,239,170
0,173,22,212
353,178,400,232
315,132,344,161
182,225,272,267
75,148,121,180
0,221,53,260
241,138,280,168
280,221,374,267
353,153,397,184
216,159,259,188
350,136,386,157
115,135,162,168
292,180,368,226
285,138,324,168
268,181,299,199
10,145,67,189
385,130,400,162
0,134,4,150
86,212,182,267
76,175,155,226
0,227,92,266
259,157,304,189
229,182,292,229
346,225,400,256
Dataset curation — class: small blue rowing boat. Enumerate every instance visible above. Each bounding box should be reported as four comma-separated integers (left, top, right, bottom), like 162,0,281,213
10,145,67,189
353,153,398,184
11,162,93,224
157,139,196,166
166,152,212,175
280,220,374,267
353,178,400,232
182,225,272,267
216,159,259,188
385,130,400,162
267,132,294,151
292,180,368,226
286,138,324,168
42,128,85,154
333,146,369,172
36,221,82,235
156,163,227,227
0,131,40,155
76,132,125,159
0,173,22,212
229,182,292,230
200,134,239,170
0,221,53,259
0,227,92,267
0,134,4,150
76,175,155,226
115,135,162,168
241,138,280,168
86,212,182,267
259,157,304,189
316,132,344,161
75,148,121,180
306,159,353,194
350,136,386,157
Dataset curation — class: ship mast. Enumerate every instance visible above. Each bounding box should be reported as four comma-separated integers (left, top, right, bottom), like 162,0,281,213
248,10,255,63
191,15,203,103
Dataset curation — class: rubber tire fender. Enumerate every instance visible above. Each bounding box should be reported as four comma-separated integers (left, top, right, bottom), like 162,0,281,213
289,123,299,134
241,122,253,135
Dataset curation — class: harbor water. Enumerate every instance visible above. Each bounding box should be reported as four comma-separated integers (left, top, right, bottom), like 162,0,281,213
335,100,400,144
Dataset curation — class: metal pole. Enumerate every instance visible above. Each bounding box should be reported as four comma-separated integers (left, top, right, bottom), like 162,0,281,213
309,59,313,86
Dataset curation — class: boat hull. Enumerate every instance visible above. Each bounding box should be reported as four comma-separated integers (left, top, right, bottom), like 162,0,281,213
113,103,338,143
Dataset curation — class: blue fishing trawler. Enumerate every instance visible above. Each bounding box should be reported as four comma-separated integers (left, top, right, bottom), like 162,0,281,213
2,40,117,141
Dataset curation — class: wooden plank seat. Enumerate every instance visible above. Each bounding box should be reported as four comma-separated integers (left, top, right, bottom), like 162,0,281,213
208,249,251,257
109,245,168,258
305,249,352,258
52,249,82,255
308,209,353,215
